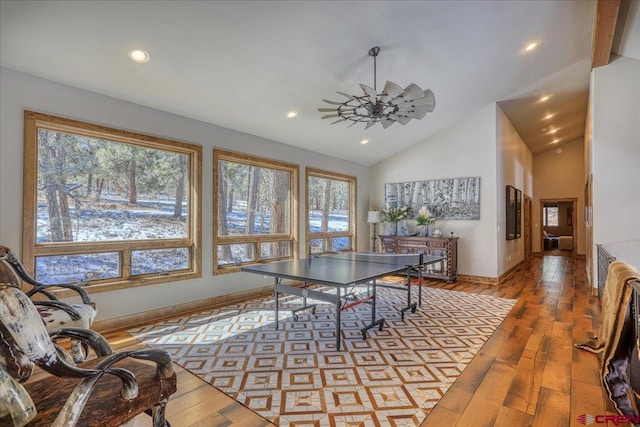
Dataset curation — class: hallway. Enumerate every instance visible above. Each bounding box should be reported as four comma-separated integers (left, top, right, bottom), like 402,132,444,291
424,255,609,426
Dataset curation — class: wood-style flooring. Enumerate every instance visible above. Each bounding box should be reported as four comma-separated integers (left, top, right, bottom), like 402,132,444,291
108,255,613,427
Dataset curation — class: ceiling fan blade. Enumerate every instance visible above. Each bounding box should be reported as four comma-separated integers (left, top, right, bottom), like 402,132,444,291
318,108,338,112
395,99,435,116
396,103,428,112
401,83,426,101
412,109,429,120
321,114,339,119
396,116,412,125
409,93,435,107
331,118,348,124
364,120,377,130
337,91,356,100
347,120,360,128
383,81,404,98
422,89,436,112
381,118,396,129
359,84,378,104
396,107,429,119
322,99,344,105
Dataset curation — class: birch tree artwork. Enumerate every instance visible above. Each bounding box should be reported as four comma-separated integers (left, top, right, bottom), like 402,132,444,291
384,177,481,220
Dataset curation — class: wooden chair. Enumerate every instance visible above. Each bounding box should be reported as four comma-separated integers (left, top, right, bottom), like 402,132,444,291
0,280,177,426
0,246,97,362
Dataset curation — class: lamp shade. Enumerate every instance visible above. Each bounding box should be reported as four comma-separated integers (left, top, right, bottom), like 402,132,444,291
367,210,381,223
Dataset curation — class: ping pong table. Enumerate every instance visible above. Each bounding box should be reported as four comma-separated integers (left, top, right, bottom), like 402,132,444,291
241,252,444,350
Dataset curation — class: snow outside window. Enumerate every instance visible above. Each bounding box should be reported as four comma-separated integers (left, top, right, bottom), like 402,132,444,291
22,111,202,292
306,168,356,256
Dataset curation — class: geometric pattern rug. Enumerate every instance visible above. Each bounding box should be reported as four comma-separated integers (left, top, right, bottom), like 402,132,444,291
129,281,515,426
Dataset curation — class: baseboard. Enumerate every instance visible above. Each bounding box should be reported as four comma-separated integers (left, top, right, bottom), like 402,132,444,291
498,260,525,284
457,274,498,285
458,260,523,285
93,285,273,334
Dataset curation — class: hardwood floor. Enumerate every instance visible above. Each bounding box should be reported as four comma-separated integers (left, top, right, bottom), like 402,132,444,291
106,255,612,427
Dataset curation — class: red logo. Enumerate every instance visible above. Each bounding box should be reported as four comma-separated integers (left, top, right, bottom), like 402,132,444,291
577,414,595,425
578,414,640,425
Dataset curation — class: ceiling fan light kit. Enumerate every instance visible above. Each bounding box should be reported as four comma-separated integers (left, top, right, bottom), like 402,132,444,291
319,46,435,129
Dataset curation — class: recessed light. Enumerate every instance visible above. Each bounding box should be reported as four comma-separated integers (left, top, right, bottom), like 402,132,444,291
551,139,560,144
286,111,298,118
538,95,550,102
543,113,554,120
361,139,369,145
524,41,539,52
548,128,558,134
556,148,563,154
128,49,150,63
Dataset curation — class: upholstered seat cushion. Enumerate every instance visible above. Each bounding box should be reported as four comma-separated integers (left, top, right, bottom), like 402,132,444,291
37,303,96,329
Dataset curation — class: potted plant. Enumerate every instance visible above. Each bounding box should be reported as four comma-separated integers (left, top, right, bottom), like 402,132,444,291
415,206,436,236
381,206,411,235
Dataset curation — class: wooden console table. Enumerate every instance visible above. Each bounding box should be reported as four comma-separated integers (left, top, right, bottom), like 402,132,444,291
380,235,458,283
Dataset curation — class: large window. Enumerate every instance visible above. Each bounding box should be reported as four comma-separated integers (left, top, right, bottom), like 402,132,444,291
543,205,559,226
23,111,202,293
306,168,356,255
214,150,298,273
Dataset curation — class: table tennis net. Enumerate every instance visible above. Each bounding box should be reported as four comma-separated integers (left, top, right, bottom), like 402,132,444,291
321,252,423,266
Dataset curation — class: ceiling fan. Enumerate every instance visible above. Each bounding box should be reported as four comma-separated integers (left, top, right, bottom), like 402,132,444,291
319,46,436,129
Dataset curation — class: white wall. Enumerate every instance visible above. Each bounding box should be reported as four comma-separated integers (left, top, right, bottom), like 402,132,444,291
496,105,533,274
0,68,370,321
588,55,640,283
533,138,586,254
369,104,498,279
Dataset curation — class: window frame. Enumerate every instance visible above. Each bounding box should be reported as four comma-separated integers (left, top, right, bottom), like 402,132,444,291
543,205,559,227
22,111,202,295
213,149,299,274
305,168,357,256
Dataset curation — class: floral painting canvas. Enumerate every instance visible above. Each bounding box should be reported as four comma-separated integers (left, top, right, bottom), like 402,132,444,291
384,177,481,220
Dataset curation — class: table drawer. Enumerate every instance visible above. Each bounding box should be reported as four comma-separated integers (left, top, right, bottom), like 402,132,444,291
427,240,447,248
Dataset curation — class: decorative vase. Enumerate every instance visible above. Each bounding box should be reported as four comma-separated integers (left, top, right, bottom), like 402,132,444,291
389,222,398,236
433,226,442,237
419,225,427,237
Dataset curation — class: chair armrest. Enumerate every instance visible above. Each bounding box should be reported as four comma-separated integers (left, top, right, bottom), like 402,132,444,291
33,300,85,322
27,283,92,305
48,327,113,358
53,348,176,425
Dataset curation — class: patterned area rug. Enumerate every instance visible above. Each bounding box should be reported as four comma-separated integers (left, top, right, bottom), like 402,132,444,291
129,281,515,426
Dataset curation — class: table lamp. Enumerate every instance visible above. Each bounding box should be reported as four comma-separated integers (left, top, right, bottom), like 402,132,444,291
367,210,381,252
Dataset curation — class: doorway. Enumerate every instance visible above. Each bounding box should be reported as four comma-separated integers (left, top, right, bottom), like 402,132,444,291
540,198,577,257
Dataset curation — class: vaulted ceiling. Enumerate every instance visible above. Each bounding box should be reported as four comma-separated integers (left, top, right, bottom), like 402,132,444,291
1,1,638,166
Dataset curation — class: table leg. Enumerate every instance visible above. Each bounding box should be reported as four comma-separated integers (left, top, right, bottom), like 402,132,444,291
291,282,317,321
406,268,412,307
399,267,418,320
336,287,341,351
361,280,384,340
371,279,377,324
274,277,280,331
418,268,423,307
